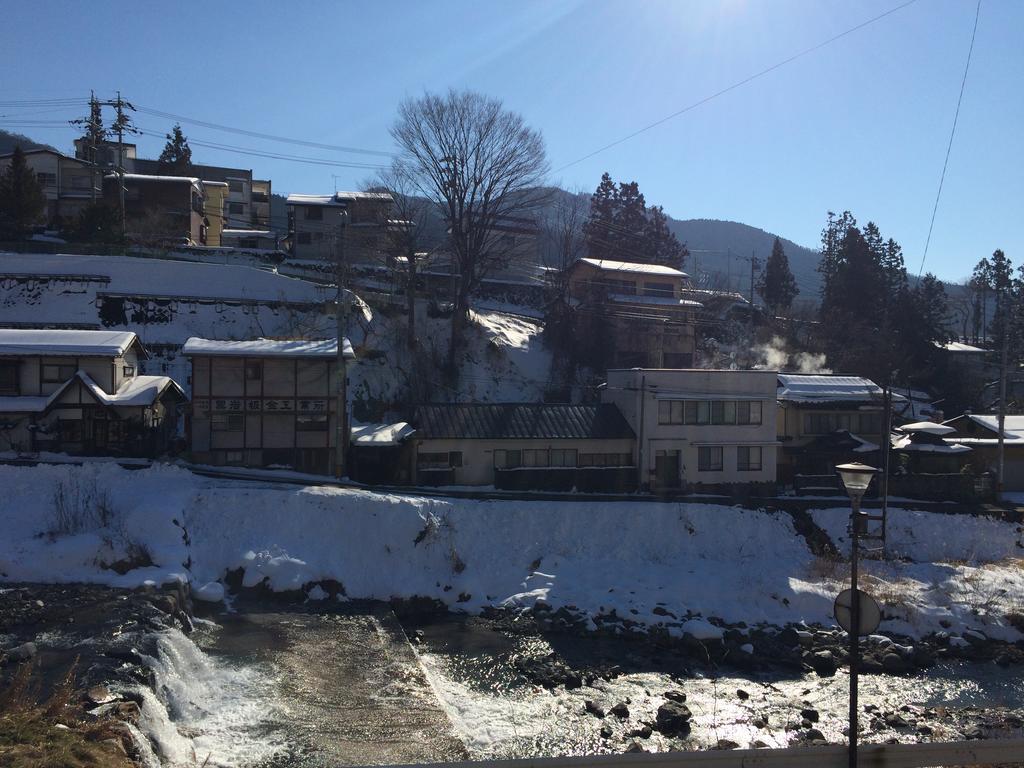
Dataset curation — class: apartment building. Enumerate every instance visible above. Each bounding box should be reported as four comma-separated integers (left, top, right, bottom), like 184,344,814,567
602,368,779,491
286,191,393,262
0,148,100,226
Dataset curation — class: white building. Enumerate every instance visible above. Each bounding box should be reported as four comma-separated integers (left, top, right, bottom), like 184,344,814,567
602,368,779,491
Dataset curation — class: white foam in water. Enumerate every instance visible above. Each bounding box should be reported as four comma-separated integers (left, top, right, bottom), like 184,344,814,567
124,628,286,767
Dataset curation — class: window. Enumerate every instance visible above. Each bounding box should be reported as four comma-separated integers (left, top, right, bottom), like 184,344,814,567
684,400,711,425
549,448,577,467
737,400,762,425
297,414,328,431
228,180,244,194
297,232,312,245
493,449,522,469
711,400,736,425
212,413,244,432
122,365,135,378
0,362,18,395
36,172,57,187
449,451,463,468
42,364,76,383
658,400,684,425
245,362,262,380
737,445,762,471
304,206,323,221
697,446,723,472
579,452,632,467
522,448,547,467
70,175,91,189
418,452,451,470
643,281,675,297
229,202,244,215
59,420,83,443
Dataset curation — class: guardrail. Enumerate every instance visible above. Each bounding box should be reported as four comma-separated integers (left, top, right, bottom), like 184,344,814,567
366,739,1024,768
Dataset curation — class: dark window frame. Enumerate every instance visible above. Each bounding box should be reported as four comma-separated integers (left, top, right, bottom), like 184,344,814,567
697,445,724,472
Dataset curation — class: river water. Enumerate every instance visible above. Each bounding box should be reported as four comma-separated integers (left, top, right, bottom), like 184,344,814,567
136,605,1024,766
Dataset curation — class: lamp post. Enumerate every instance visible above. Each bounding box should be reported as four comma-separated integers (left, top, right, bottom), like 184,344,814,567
835,461,879,768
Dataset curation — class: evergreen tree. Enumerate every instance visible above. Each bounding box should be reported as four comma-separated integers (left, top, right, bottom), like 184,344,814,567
989,249,1014,347
969,258,992,343
0,146,47,238
756,236,798,316
613,180,647,260
582,172,618,260
157,123,193,175
642,205,686,270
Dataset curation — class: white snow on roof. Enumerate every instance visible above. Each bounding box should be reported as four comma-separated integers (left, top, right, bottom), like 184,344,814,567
941,341,986,353
221,229,275,237
963,414,1024,440
106,173,202,184
0,252,325,303
183,337,355,359
777,374,884,403
0,371,180,414
608,293,703,308
898,421,956,436
892,433,971,454
286,191,392,206
350,421,415,446
0,329,138,357
577,258,688,278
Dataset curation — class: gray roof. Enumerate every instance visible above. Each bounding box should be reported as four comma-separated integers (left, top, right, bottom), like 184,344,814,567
413,403,634,441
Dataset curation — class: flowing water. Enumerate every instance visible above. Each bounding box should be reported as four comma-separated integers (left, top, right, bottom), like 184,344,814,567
129,606,1024,766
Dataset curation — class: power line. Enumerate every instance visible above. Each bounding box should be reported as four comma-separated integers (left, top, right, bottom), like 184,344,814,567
917,0,981,277
132,104,394,158
553,0,920,173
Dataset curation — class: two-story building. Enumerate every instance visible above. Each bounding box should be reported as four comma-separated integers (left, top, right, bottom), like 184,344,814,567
943,413,1024,492
601,368,778,492
0,329,184,456
775,373,890,484
0,148,100,227
183,337,354,475
286,191,394,262
410,402,636,491
566,258,700,368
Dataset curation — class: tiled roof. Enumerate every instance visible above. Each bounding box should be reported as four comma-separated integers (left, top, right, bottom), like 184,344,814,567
413,403,634,440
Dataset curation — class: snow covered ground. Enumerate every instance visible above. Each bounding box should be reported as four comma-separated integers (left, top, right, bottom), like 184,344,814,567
1,463,1021,643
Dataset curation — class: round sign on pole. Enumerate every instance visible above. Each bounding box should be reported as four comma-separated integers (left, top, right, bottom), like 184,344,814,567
834,588,881,636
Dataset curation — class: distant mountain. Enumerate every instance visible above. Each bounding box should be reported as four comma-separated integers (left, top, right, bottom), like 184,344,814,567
0,129,57,155
667,218,821,300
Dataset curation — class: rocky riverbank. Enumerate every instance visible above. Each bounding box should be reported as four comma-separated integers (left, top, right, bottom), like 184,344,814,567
0,582,194,766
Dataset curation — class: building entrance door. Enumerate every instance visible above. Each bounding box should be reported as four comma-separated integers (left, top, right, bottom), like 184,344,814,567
654,449,681,489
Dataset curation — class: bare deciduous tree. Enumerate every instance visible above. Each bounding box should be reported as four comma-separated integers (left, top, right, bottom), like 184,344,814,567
390,89,549,375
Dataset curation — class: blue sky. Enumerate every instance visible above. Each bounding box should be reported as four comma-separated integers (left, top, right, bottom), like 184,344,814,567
2,0,1021,283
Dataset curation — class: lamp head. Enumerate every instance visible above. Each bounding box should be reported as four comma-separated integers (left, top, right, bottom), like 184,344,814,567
835,462,879,498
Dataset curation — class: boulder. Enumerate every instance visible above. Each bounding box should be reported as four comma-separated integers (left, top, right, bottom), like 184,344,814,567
609,702,630,719
656,701,693,735
585,700,606,719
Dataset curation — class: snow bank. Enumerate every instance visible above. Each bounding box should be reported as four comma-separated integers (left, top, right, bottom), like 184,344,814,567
1,464,1021,641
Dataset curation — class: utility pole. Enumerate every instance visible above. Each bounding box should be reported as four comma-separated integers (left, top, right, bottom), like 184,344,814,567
104,92,136,242
997,311,1008,501
748,250,758,344
69,90,105,204
334,209,351,479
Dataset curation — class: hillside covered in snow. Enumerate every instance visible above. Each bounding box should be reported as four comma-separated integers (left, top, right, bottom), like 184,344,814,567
1,463,1021,644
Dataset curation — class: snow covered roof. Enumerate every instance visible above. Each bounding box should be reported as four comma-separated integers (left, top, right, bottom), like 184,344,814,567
0,329,141,357
350,421,415,446
940,341,986,354
286,191,392,207
608,293,703,308
182,337,355,360
964,414,1024,440
0,371,183,414
892,433,971,454
221,229,275,237
776,374,884,404
106,173,202,184
414,403,634,441
897,421,956,436
576,258,687,278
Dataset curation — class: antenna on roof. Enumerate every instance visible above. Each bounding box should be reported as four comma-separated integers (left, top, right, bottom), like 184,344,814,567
331,174,341,194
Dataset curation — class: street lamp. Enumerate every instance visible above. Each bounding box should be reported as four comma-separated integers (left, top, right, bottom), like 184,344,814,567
835,461,879,768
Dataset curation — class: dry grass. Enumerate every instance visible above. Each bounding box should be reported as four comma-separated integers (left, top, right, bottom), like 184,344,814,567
0,659,136,768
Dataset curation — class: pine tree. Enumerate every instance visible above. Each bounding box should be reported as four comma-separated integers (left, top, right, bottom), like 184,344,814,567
583,172,618,260
756,236,798,316
0,146,47,238
157,123,193,175
643,204,686,270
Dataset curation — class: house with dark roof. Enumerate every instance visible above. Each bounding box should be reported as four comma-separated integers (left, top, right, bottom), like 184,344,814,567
0,329,185,457
411,403,636,491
